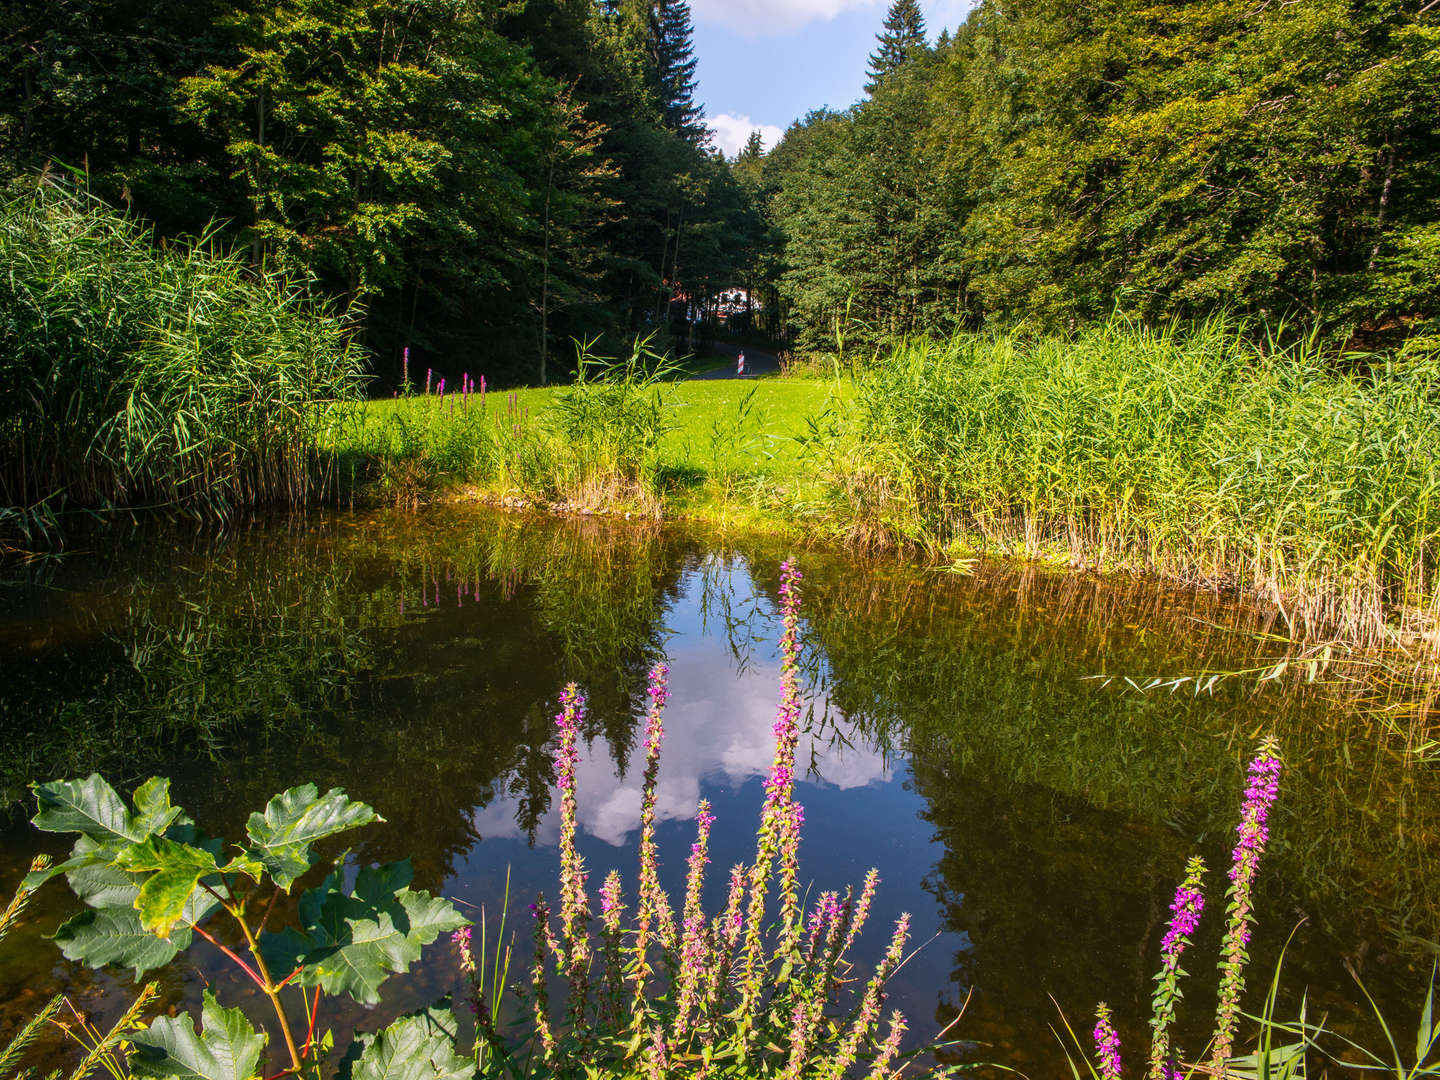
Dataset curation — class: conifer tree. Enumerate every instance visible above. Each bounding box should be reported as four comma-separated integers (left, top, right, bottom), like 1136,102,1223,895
865,0,928,94
737,129,765,163
654,0,705,142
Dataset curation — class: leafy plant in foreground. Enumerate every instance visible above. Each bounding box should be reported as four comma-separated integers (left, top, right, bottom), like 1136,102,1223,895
24,776,467,1080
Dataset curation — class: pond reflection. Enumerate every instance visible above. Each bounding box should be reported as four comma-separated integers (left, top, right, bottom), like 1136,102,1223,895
0,506,1435,1077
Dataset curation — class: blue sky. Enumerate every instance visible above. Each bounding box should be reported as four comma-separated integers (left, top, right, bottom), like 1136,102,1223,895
692,0,978,157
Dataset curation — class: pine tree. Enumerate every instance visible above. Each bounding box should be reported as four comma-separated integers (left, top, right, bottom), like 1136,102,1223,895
654,0,705,143
737,129,764,163
865,0,928,94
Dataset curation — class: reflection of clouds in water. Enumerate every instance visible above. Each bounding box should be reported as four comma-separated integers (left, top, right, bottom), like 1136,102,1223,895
470,641,890,848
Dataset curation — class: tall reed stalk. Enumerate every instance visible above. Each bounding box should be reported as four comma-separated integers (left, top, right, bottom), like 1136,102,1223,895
0,184,362,543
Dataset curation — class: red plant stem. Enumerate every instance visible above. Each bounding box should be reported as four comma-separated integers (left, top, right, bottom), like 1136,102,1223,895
256,886,282,936
192,924,265,987
303,987,321,1053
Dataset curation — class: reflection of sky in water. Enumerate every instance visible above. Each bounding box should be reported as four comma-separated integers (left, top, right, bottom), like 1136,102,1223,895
471,582,893,848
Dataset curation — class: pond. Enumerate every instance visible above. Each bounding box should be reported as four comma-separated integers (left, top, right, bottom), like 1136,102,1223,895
1,505,1435,1076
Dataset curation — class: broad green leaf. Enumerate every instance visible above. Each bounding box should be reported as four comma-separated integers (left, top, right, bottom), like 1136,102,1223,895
261,860,466,1005
244,785,379,890
131,990,266,1080
53,906,192,977
338,1004,468,1080
23,835,126,894
117,837,222,938
132,778,191,837
31,776,137,844
63,834,223,922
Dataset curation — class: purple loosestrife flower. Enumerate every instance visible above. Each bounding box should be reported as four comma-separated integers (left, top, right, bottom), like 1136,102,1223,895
529,895,555,1054
645,1028,669,1080
827,913,911,1080
844,868,881,956
738,563,809,1038
1213,738,1282,1071
598,869,626,1030
865,1011,907,1080
452,926,475,974
671,801,717,1043
632,663,673,1016
426,368,432,395
1149,857,1206,1080
1093,1003,1122,1080
554,685,592,1029
402,346,409,389
781,1000,815,1080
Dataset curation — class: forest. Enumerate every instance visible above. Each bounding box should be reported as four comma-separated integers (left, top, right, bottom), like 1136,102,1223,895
5,0,1436,383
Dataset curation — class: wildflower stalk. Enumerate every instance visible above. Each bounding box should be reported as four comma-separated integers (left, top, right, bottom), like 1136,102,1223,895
1212,738,1282,1072
1093,1002,1122,1080
671,801,716,1044
737,562,807,1043
632,662,672,1021
866,1012,908,1080
529,895,555,1055
1149,857,1206,1080
827,912,911,1079
554,685,591,1032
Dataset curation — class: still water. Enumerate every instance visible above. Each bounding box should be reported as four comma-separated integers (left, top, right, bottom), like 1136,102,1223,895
0,506,1435,1076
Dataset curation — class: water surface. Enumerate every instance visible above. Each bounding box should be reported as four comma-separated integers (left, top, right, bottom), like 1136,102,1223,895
1,507,1435,1075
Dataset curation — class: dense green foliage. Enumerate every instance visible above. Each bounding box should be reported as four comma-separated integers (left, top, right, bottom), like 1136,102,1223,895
0,188,361,542
0,0,763,385
839,320,1440,645
764,0,1440,349
24,774,467,1080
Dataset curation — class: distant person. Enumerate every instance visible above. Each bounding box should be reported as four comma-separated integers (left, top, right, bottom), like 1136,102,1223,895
737,350,746,376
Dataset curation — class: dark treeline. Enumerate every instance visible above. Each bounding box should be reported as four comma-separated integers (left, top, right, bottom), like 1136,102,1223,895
0,0,765,384
760,0,1440,351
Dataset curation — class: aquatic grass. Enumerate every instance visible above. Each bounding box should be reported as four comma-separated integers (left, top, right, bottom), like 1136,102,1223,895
0,185,362,540
843,317,1440,650
473,564,938,1078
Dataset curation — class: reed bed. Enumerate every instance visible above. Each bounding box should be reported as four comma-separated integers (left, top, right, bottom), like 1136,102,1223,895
842,318,1440,649
0,186,362,544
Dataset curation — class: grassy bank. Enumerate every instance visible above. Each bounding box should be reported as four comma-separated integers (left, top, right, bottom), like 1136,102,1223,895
842,320,1440,649
0,187,362,547
333,321,1440,653
335,352,848,529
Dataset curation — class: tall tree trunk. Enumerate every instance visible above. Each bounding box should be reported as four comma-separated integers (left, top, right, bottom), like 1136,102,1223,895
251,92,266,268
540,160,555,385
1366,132,1397,273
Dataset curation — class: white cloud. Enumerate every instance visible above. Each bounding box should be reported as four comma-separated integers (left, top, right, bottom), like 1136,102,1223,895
693,0,882,36
707,113,786,158
469,645,891,849
693,0,973,37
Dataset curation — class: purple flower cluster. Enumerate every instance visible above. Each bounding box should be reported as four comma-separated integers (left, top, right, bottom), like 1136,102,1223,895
554,685,592,1028
452,925,475,974
1093,1003,1122,1080
1149,856,1206,1080
1213,738,1282,1068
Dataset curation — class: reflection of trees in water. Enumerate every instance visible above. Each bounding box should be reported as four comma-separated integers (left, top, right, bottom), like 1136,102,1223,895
0,508,695,876
791,558,1440,1058
1,508,695,1064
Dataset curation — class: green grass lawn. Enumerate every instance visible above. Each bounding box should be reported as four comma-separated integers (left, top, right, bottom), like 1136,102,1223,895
335,374,853,527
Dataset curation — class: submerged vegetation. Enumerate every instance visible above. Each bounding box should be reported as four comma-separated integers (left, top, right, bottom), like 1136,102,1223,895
0,189,361,545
